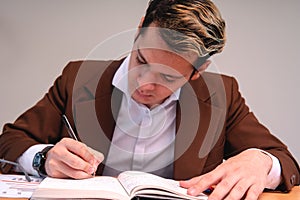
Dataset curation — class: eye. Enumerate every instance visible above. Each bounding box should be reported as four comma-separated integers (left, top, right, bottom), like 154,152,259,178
136,55,146,64
161,74,177,83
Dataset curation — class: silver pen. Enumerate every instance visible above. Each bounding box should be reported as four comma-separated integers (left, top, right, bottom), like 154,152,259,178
62,114,78,141
62,114,96,177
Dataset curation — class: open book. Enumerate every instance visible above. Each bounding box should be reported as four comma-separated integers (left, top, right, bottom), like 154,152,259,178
31,171,208,200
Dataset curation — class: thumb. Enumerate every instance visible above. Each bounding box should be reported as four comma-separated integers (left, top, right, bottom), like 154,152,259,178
87,146,105,164
179,176,201,188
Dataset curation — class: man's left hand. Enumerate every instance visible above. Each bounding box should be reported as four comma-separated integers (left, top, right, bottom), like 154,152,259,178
180,149,273,200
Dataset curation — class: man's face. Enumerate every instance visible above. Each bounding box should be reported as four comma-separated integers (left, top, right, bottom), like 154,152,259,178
128,28,197,108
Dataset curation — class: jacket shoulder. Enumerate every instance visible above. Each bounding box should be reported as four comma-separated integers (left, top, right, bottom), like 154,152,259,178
190,71,238,106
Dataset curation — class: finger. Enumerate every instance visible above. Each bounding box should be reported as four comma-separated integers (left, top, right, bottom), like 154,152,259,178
223,179,251,200
208,175,241,200
59,138,98,168
55,160,92,179
47,169,67,178
185,171,222,196
46,155,90,179
60,148,95,174
62,139,96,164
244,183,264,200
179,176,202,188
86,146,105,165
50,140,95,175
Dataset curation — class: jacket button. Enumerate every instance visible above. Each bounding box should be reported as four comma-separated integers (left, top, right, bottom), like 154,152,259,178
290,174,296,185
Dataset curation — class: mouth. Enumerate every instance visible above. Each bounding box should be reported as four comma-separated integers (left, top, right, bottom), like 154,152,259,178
135,89,153,98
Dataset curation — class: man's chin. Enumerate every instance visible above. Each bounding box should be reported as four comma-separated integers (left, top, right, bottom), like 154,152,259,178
132,95,149,105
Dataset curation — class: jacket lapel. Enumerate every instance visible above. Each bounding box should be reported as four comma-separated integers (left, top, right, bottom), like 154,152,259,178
173,73,226,180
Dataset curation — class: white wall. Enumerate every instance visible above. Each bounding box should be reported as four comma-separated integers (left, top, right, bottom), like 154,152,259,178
213,0,300,163
0,0,299,162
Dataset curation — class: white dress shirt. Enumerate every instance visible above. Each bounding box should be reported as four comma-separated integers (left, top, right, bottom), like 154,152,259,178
103,55,180,178
17,55,281,188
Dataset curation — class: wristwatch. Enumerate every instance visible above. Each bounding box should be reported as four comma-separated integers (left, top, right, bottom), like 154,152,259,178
32,146,53,177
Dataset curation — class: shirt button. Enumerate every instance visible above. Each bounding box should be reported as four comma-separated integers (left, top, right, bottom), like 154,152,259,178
290,174,296,185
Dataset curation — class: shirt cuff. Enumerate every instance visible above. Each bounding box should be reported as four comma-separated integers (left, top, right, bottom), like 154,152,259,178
16,144,54,177
248,148,282,189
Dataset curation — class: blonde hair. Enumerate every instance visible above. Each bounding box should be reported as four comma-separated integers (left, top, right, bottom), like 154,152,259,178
142,0,226,57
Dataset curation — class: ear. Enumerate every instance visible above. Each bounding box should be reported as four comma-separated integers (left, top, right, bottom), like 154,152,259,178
190,60,211,80
138,17,145,28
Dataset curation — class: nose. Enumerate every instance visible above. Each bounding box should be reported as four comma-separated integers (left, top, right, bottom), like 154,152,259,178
136,69,156,91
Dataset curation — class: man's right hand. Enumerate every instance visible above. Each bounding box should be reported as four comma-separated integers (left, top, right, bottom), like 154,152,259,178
44,138,103,179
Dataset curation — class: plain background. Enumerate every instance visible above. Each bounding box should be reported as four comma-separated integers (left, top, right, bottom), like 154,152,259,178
0,0,299,163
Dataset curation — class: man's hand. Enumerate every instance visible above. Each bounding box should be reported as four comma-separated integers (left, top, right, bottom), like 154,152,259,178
44,138,104,179
180,149,273,200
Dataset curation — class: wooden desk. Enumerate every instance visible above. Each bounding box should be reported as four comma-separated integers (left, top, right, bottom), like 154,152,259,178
258,186,300,200
1,186,299,200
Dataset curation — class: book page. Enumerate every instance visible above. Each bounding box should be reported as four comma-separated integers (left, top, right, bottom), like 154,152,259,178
135,189,207,200
118,171,207,200
32,176,129,199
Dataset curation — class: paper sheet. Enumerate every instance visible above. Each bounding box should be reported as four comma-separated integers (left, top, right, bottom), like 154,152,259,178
0,174,42,198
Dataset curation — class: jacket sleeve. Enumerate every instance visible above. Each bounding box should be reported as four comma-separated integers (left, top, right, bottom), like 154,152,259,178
0,61,80,173
224,76,300,191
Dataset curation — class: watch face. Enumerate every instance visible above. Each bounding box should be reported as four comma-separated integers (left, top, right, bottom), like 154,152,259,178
32,146,53,177
33,152,43,169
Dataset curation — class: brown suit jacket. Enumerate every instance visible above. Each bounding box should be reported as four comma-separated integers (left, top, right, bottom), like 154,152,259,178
0,59,299,191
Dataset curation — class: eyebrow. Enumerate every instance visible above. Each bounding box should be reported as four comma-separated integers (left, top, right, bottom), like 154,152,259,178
136,48,186,79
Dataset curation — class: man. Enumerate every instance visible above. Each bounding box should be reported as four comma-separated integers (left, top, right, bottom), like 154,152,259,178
0,0,299,200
